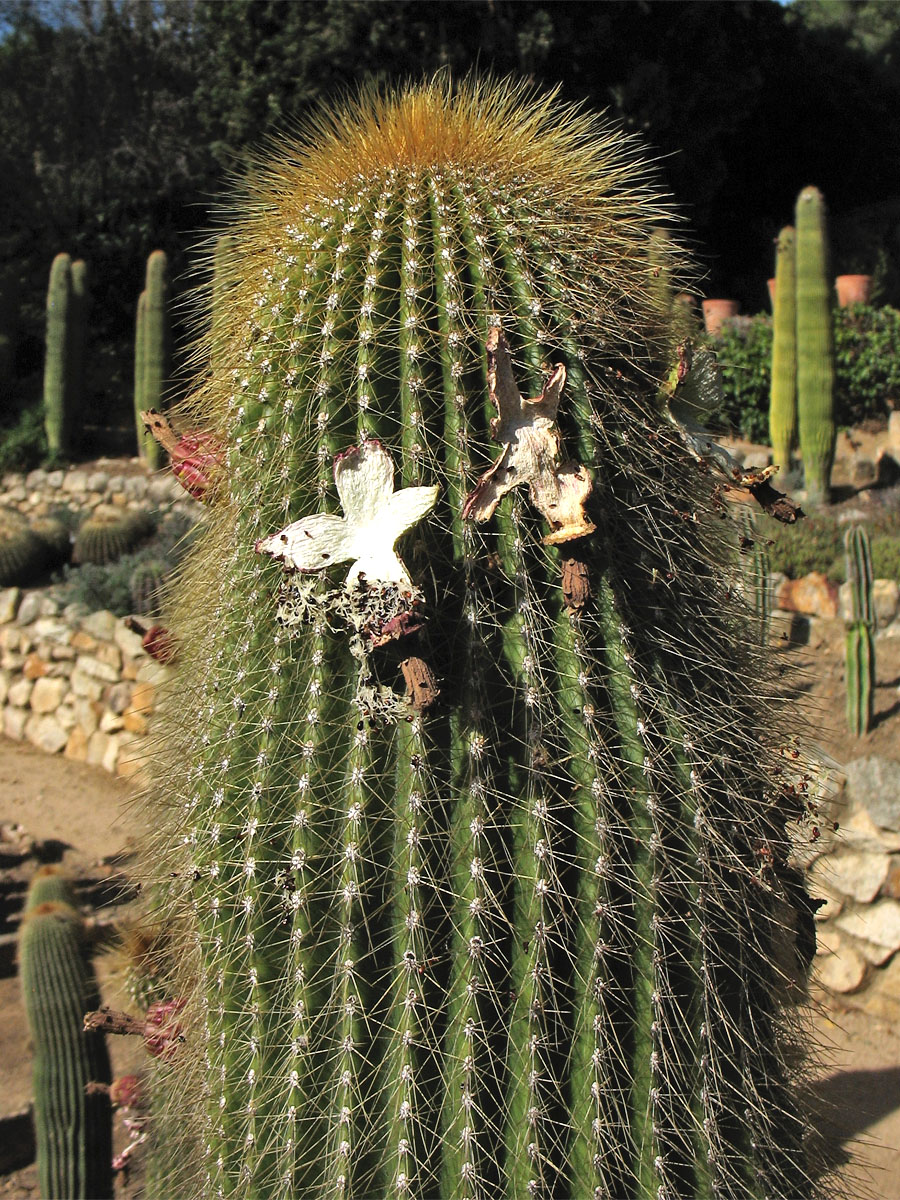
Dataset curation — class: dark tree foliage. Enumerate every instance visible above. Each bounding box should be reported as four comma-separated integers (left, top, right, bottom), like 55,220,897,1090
1,0,899,436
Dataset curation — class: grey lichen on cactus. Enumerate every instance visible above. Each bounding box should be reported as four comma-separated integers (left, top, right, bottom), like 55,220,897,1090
19,871,113,1199
43,252,74,458
143,79,822,1200
769,226,797,486
795,187,835,506
844,524,875,736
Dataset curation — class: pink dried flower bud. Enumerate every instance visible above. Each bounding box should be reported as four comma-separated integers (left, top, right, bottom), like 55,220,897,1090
110,1074,144,1111
144,997,186,1059
141,625,177,664
171,431,224,501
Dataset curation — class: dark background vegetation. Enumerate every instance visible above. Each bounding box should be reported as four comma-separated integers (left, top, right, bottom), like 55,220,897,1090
2,0,900,436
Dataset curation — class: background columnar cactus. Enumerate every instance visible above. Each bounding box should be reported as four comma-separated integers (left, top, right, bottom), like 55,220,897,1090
144,80,820,1200
844,524,875,736
19,870,113,1199
795,187,835,506
69,258,90,417
768,226,796,485
43,252,74,457
740,510,773,646
135,251,172,468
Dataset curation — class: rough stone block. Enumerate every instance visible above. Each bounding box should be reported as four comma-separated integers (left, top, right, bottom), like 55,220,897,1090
3,706,27,740
7,679,32,707
0,588,21,624
30,676,66,714
24,714,68,754
80,610,118,642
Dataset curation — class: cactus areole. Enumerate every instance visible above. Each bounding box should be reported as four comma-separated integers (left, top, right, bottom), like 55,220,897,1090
147,80,820,1200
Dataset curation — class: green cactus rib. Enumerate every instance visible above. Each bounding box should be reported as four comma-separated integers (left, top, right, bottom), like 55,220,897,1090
44,252,73,457
795,188,835,506
769,228,796,483
19,879,112,1199
145,81,819,1200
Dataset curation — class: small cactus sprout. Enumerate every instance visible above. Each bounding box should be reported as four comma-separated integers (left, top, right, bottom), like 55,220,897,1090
144,79,820,1200
19,873,112,1199
844,524,875,736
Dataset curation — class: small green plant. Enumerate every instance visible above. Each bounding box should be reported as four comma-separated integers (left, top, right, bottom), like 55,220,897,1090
833,303,900,423
844,524,875,735
764,512,843,579
870,534,900,583
19,869,113,1199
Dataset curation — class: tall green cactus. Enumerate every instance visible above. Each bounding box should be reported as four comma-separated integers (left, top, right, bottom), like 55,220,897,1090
768,227,796,485
135,250,172,468
19,871,113,1198
145,79,818,1200
69,258,90,415
740,510,773,646
844,524,875,736
43,252,73,457
795,187,835,506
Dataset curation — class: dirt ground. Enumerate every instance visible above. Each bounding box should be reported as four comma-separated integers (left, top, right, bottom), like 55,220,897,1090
1,535,900,1196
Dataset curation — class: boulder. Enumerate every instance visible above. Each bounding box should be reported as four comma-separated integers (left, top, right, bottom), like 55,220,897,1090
844,757,900,830
776,572,839,619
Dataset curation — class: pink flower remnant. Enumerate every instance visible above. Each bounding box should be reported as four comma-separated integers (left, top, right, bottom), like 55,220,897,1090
144,997,187,1059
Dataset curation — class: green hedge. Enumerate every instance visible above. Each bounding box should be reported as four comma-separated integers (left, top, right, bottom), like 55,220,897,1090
713,304,900,441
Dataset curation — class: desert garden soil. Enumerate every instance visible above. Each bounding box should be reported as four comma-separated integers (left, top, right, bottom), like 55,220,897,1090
1,484,900,1196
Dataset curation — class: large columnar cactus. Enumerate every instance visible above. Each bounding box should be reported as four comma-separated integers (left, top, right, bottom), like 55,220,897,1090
844,524,875,736
19,870,112,1198
768,227,796,484
69,258,90,415
795,188,835,506
145,80,820,1200
44,252,74,457
135,250,172,468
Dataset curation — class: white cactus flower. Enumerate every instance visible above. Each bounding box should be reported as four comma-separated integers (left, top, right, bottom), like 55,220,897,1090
255,440,438,589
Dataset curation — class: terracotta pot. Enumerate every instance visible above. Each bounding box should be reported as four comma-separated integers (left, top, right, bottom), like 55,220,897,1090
701,299,739,337
835,274,872,307
767,278,776,309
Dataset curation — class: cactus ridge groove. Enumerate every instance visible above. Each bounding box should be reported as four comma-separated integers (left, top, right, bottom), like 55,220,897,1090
141,78,827,1200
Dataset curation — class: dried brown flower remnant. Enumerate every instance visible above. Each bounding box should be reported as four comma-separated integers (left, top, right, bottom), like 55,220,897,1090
463,328,596,544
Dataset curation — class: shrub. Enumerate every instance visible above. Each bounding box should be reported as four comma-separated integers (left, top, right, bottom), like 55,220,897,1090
833,304,900,425
870,534,900,583
0,403,49,475
762,512,843,579
713,304,900,442
710,316,772,441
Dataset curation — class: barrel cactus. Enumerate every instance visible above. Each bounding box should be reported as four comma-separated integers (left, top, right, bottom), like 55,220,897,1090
19,871,113,1198
73,505,154,565
0,505,52,585
130,558,170,617
144,79,820,1200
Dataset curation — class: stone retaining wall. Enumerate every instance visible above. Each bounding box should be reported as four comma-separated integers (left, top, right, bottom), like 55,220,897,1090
0,593,167,788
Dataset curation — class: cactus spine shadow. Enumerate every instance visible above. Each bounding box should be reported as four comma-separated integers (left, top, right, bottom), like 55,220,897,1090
844,524,875,736
795,188,835,506
19,868,113,1199
145,79,820,1200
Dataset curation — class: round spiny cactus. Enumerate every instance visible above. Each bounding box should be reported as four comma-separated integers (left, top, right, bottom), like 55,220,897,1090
73,505,154,565
0,506,51,585
144,79,821,1200
31,516,72,570
130,558,170,617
